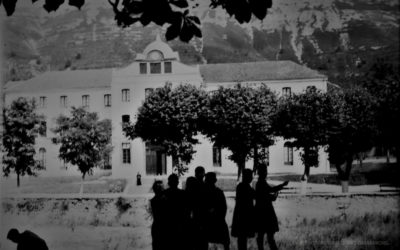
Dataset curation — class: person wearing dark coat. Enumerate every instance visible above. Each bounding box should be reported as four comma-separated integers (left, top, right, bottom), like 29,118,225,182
149,180,167,250
192,166,208,250
7,228,49,250
164,173,190,250
231,168,256,250
255,164,289,250
204,172,230,250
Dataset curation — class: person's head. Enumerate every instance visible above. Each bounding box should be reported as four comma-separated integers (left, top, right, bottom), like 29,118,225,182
185,176,197,192
242,169,253,184
152,180,164,195
257,164,268,180
195,166,205,181
205,172,217,186
7,228,20,243
168,174,179,189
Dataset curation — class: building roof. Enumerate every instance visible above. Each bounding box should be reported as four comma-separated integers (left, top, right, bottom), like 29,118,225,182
199,60,325,83
135,33,180,61
5,60,325,93
5,68,112,93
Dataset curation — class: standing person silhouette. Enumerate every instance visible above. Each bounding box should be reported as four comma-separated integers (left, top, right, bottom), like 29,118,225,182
7,228,48,250
149,180,167,250
164,173,190,250
188,166,208,250
255,164,289,250
231,168,255,250
204,172,230,250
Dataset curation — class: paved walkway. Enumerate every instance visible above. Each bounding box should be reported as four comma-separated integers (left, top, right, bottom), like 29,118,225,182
2,180,398,199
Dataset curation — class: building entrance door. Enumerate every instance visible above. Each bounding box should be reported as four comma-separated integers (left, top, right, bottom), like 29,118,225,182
146,144,167,175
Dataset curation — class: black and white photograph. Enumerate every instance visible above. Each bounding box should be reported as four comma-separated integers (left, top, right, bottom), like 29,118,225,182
0,0,399,249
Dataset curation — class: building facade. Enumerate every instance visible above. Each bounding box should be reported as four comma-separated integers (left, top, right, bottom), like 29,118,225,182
4,36,330,178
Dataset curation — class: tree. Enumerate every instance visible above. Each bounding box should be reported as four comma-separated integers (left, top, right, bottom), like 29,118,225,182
52,107,112,192
325,87,377,192
2,97,45,187
200,84,277,179
362,58,400,164
273,89,328,183
124,83,207,175
1,0,273,42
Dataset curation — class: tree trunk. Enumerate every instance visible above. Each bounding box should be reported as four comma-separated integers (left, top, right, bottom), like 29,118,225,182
237,158,246,181
300,165,309,194
344,157,352,180
386,149,391,164
335,163,345,180
253,145,258,173
341,157,353,193
17,173,20,187
341,180,349,193
80,175,85,195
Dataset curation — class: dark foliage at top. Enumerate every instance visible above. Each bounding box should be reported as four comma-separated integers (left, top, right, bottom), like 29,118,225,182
1,0,273,42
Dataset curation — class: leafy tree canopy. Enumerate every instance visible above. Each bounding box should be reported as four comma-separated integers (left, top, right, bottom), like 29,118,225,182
325,87,377,180
2,97,45,186
1,0,273,42
200,84,277,178
273,89,329,179
362,58,400,162
52,107,112,179
124,83,207,175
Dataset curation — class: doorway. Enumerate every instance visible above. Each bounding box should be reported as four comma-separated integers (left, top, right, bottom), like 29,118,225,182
146,144,167,175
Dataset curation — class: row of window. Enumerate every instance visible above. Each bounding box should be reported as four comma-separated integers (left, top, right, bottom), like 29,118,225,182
36,144,295,168
35,85,316,110
282,85,316,98
120,143,295,166
212,145,294,166
37,92,118,109
139,61,172,74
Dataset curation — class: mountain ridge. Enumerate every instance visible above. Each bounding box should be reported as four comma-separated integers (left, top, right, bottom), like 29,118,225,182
2,0,399,85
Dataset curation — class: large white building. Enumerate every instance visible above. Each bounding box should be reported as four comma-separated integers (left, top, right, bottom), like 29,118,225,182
4,36,330,178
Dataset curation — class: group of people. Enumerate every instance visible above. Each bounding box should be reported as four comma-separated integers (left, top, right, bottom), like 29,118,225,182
149,164,289,250
150,166,229,250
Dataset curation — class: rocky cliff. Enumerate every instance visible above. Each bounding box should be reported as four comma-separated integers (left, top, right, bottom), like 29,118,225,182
1,0,399,85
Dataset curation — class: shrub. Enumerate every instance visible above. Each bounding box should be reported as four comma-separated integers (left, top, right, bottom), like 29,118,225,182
115,197,131,214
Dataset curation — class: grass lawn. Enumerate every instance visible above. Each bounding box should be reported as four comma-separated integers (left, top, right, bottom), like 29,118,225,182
1,170,127,195
269,162,400,186
1,195,398,250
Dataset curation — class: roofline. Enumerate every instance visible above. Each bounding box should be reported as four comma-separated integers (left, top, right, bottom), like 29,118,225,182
5,86,111,94
203,77,328,85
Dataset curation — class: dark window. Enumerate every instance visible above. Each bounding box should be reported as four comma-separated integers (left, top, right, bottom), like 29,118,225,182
150,62,161,74
60,96,68,108
282,87,291,98
262,147,270,166
104,94,111,107
39,96,47,108
82,95,90,107
164,61,172,73
213,145,222,167
145,88,154,99
38,148,46,168
284,143,294,165
140,63,147,74
122,89,130,102
39,121,47,137
122,143,131,164
122,115,130,125
306,85,317,93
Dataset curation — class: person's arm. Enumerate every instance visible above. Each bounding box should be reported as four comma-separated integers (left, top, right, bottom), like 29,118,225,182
268,181,289,193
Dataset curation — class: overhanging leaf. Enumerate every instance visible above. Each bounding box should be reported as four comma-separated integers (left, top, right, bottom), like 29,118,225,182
2,0,18,16
69,0,85,10
44,0,65,12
